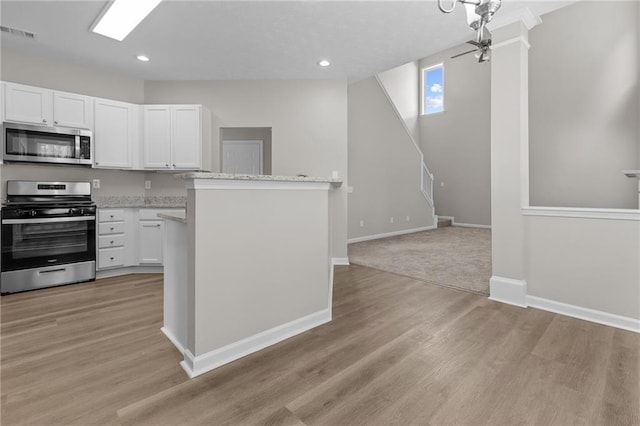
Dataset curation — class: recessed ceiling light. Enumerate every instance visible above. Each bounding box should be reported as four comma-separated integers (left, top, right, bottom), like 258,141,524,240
318,60,331,67
92,0,162,41
137,55,150,62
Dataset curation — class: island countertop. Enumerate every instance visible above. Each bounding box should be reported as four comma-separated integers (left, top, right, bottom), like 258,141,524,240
174,172,343,186
158,212,187,224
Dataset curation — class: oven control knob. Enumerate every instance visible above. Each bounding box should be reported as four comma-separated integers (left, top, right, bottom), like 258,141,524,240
29,210,37,217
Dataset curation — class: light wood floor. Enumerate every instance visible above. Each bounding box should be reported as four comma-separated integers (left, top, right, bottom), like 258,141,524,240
1,266,638,425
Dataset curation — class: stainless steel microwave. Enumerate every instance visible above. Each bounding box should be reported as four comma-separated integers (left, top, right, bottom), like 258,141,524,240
2,123,92,166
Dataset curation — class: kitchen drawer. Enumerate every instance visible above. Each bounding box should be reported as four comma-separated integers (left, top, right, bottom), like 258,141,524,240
98,209,125,223
98,234,124,249
98,222,125,235
98,247,125,269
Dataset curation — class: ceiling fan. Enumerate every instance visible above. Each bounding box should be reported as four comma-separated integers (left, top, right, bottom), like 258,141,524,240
451,38,492,62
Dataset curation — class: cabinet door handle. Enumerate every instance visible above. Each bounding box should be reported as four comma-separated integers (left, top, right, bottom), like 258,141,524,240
54,120,58,125
110,227,114,231
110,257,114,260
165,163,169,167
110,215,114,218
172,164,176,167
42,119,47,123
156,224,161,227
110,240,114,244
95,162,99,165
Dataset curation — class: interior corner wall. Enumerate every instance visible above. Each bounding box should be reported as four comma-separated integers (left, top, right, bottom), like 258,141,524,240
348,77,433,240
418,47,491,226
529,0,639,209
143,80,348,258
377,61,421,142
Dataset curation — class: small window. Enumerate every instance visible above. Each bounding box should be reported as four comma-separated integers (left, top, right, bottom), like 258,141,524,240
422,64,444,115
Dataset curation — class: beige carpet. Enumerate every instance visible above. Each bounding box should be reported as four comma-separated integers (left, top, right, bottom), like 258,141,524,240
348,227,491,295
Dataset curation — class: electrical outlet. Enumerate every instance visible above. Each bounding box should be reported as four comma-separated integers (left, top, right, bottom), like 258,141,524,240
359,220,364,227
440,182,445,187
406,216,410,222
92,179,100,189
390,217,394,223
332,170,339,179
347,186,354,193
144,180,151,190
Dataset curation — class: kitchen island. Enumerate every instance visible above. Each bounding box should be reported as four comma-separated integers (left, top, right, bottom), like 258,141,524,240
161,173,342,378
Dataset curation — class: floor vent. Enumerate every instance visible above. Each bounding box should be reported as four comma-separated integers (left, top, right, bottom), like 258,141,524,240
0,26,36,40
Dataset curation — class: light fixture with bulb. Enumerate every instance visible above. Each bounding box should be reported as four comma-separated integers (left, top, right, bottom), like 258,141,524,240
318,60,331,67
137,55,150,62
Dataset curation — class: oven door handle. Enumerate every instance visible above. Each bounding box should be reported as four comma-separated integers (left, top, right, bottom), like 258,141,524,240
2,216,96,225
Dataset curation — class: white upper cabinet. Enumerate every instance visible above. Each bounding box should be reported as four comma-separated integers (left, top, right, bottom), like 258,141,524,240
52,91,93,129
3,82,52,125
94,98,139,169
171,105,201,169
143,105,210,171
143,106,172,169
3,82,92,129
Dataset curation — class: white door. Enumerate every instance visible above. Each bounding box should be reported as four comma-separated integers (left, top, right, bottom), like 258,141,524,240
143,106,172,169
53,91,93,129
222,140,263,175
4,82,52,125
94,99,135,168
171,105,201,170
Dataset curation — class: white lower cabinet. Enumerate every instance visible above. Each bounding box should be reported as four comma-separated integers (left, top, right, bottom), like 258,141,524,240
139,220,164,264
97,207,183,272
96,208,137,271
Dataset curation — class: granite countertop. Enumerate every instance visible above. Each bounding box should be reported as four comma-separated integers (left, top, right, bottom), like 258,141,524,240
623,170,640,178
93,195,186,208
158,212,187,224
174,172,343,186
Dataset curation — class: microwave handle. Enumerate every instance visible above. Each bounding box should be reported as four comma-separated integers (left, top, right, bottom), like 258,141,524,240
75,135,81,160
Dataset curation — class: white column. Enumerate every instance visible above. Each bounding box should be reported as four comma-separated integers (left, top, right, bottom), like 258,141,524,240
488,9,541,307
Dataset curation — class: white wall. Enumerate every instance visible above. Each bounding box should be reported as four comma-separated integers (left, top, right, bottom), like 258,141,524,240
144,80,348,258
529,1,639,209
1,49,145,104
377,61,421,142
419,45,492,226
525,215,640,320
348,77,434,240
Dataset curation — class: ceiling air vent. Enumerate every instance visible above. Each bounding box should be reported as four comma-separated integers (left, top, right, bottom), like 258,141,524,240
0,26,36,40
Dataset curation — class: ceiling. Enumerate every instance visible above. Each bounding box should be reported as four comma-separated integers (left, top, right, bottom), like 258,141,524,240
0,0,574,82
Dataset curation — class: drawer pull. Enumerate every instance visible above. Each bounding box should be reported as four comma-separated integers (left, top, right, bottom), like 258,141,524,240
110,240,114,244
110,257,114,261
110,227,114,231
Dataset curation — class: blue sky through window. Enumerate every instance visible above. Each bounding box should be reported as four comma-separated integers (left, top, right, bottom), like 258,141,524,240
424,65,444,115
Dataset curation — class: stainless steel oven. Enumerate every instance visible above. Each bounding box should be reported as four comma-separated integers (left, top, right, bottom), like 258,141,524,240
1,181,96,294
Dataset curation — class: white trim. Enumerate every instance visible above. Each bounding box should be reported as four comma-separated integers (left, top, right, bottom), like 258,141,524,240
522,206,640,221
347,225,436,244
437,215,491,229
527,296,640,334
188,179,331,191
453,222,492,229
489,276,527,308
331,257,350,266
96,265,163,279
490,36,531,51
180,308,332,378
487,7,542,32
161,326,186,355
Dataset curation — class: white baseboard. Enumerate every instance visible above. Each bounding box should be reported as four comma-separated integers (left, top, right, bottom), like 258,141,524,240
180,308,332,378
453,222,492,229
437,215,491,229
489,276,528,307
331,257,350,266
347,225,436,244
96,266,163,279
527,296,640,334
161,326,186,355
